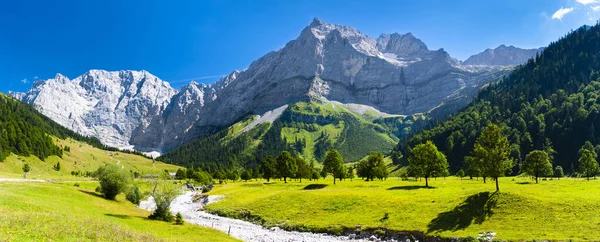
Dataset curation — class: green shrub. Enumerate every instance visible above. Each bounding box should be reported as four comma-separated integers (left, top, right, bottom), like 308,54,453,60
201,186,211,193
175,212,184,225
125,185,142,205
97,164,132,200
73,183,80,187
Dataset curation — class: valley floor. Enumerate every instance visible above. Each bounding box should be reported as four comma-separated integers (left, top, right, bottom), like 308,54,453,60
0,181,238,242
205,176,600,241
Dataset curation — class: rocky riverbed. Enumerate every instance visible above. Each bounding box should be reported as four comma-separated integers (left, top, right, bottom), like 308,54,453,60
139,191,368,242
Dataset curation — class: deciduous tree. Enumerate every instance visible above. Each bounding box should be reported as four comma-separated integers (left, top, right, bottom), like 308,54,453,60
407,141,448,187
522,150,552,183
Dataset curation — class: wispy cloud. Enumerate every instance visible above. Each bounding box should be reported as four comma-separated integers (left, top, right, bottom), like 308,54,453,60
20,78,28,84
33,76,39,80
552,7,574,20
577,0,598,5
592,5,600,11
169,74,227,84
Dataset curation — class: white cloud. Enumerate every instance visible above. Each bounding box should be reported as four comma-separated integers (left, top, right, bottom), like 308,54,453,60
20,78,28,84
552,7,574,20
577,0,598,5
33,76,39,80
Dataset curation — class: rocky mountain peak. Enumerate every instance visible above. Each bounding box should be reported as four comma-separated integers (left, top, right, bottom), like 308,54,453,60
376,32,430,58
463,45,544,66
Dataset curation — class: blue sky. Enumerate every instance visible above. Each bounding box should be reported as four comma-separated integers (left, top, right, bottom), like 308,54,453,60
1,0,598,92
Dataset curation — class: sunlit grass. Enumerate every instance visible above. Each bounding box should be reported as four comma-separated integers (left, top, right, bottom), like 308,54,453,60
0,182,238,241
206,176,600,240
0,137,182,180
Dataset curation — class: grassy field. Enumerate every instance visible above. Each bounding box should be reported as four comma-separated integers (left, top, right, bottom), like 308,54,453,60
0,138,182,179
206,176,600,241
0,181,238,242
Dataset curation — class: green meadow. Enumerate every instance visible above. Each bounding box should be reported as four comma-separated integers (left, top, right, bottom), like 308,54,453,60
206,176,600,241
0,138,181,179
0,181,239,242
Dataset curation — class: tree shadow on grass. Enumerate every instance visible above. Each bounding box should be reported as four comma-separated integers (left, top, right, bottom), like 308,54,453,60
427,191,498,233
78,189,104,199
387,185,436,190
303,184,328,190
516,181,533,185
105,214,131,219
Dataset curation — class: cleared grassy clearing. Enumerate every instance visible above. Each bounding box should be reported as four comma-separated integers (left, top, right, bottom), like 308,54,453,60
206,176,600,241
0,181,238,242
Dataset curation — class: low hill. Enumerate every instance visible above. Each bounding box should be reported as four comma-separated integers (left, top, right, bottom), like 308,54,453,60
396,24,600,173
0,137,181,179
158,100,426,172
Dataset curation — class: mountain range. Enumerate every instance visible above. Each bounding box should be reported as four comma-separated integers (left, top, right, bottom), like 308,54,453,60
10,18,542,161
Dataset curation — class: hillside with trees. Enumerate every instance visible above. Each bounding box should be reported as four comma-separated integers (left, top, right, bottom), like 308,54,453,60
396,24,600,175
158,101,423,172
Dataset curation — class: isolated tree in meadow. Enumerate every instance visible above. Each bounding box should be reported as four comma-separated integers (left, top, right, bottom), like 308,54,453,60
323,149,344,184
579,149,598,181
53,162,61,171
473,124,514,191
97,164,132,200
408,141,448,187
554,165,564,179
357,152,388,181
522,150,553,183
276,151,297,183
261,155,277,182
295,157,311,183
22,163,31,178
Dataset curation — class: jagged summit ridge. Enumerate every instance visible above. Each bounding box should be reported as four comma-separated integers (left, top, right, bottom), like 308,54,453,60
12,18,541,153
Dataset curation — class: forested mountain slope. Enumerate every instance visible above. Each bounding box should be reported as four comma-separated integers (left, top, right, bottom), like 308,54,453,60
0,93,110,162
396,24,600,174
158,100,424,172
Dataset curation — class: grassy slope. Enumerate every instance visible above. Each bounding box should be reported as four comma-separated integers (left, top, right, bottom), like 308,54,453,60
206,177,600,241
0,181,238,242
0,138,181,179
280,101,398,162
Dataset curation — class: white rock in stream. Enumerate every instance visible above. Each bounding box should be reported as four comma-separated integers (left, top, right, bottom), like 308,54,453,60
140,191,364,242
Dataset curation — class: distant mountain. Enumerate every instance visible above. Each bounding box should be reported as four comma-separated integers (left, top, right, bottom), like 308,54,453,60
12,70,176,152
12,18,540,164
463,45,544,66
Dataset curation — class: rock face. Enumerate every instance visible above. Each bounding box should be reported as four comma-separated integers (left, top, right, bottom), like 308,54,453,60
463,45,544,66
12,18,541,153
14,70,176,149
